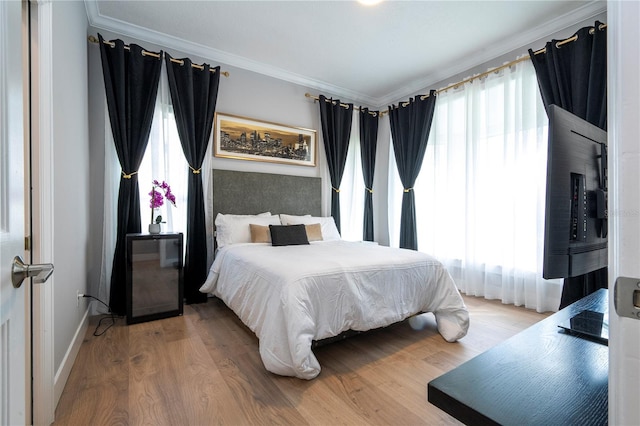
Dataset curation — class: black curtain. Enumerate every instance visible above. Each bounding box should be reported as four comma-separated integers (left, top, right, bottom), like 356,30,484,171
318,95,353,233
165,54,220,304
529,21,607,130
388,91,437,250
529,22,607,308
99,34,162,315
359,108,379,241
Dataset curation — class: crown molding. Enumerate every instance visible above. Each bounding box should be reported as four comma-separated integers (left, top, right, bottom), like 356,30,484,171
84,0,605,109
380,1,607,106
84,0,379,106
377,0,606,107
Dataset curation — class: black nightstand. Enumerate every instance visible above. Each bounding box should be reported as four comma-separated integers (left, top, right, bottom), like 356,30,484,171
125,233,183,324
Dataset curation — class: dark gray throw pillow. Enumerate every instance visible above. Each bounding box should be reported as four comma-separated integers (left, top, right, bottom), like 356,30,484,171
269,224,310,246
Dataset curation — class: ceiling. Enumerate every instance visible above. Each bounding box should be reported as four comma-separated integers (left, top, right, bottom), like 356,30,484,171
85,0,606,107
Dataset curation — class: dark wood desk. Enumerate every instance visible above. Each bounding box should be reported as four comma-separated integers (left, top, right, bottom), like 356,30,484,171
428,289,608,425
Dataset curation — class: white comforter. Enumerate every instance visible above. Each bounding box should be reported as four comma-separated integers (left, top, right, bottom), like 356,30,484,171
200,240,469,379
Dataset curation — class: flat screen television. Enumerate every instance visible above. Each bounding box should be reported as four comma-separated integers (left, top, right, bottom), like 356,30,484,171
543,105,608,279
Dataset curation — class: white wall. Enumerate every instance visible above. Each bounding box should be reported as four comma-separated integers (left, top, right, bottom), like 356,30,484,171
51,0,90,380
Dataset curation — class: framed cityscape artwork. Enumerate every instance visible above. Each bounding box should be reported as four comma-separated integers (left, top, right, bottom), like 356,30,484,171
214,113,317,167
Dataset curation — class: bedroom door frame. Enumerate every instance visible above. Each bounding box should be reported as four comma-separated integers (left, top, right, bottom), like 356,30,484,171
29,0,56,423
607,1,640,423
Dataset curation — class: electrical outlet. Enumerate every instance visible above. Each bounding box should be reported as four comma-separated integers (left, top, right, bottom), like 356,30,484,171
76,290,82,307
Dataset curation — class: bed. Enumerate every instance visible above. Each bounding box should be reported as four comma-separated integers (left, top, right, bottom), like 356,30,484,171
200,170,469,379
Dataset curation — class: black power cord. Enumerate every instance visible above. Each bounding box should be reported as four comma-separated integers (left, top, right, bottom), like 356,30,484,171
79,294,120,336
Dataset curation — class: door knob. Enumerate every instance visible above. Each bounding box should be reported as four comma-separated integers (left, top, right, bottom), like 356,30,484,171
11,256,54,288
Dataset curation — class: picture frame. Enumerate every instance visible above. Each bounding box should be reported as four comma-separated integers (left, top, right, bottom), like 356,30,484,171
214,113,317,167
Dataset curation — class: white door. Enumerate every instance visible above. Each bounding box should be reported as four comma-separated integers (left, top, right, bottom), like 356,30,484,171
608,1,640,424
0,1,29,424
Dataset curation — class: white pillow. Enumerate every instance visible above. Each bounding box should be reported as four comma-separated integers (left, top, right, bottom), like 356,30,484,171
215,213,280,247
216,212,272,218
279,214,341,241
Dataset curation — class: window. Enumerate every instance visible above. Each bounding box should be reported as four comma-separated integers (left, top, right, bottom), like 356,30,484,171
339,110,365,241
137,70,189,238
389,58,562,311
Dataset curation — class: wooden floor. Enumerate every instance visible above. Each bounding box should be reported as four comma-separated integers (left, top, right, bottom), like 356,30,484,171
53,294,550,425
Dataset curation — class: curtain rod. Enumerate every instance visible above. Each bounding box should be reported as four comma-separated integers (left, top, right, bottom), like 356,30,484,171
307,22,607,112
533,23,607,55
304,93,381,117
87,35,230,77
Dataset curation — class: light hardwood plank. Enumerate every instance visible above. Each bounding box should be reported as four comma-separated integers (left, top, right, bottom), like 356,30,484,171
53,294,550,425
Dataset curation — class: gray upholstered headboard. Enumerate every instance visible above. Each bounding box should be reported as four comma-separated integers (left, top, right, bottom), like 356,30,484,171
212,169,321,220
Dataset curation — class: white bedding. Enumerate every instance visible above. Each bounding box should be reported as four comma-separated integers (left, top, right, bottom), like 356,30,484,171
200,240,469,379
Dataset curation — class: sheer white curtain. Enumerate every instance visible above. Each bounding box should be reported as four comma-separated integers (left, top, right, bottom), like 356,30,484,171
389,57,562,312
95,104,119,314
97,64,191,313
339,109,365,241
137,65,189,236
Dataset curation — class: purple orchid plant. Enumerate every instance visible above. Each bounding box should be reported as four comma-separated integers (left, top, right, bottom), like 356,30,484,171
149,180,176,224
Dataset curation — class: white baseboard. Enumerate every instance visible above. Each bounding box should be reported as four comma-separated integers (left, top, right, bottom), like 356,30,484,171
53,306,89,408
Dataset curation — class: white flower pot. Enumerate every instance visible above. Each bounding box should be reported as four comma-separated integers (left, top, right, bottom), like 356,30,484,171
148,223,161,234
